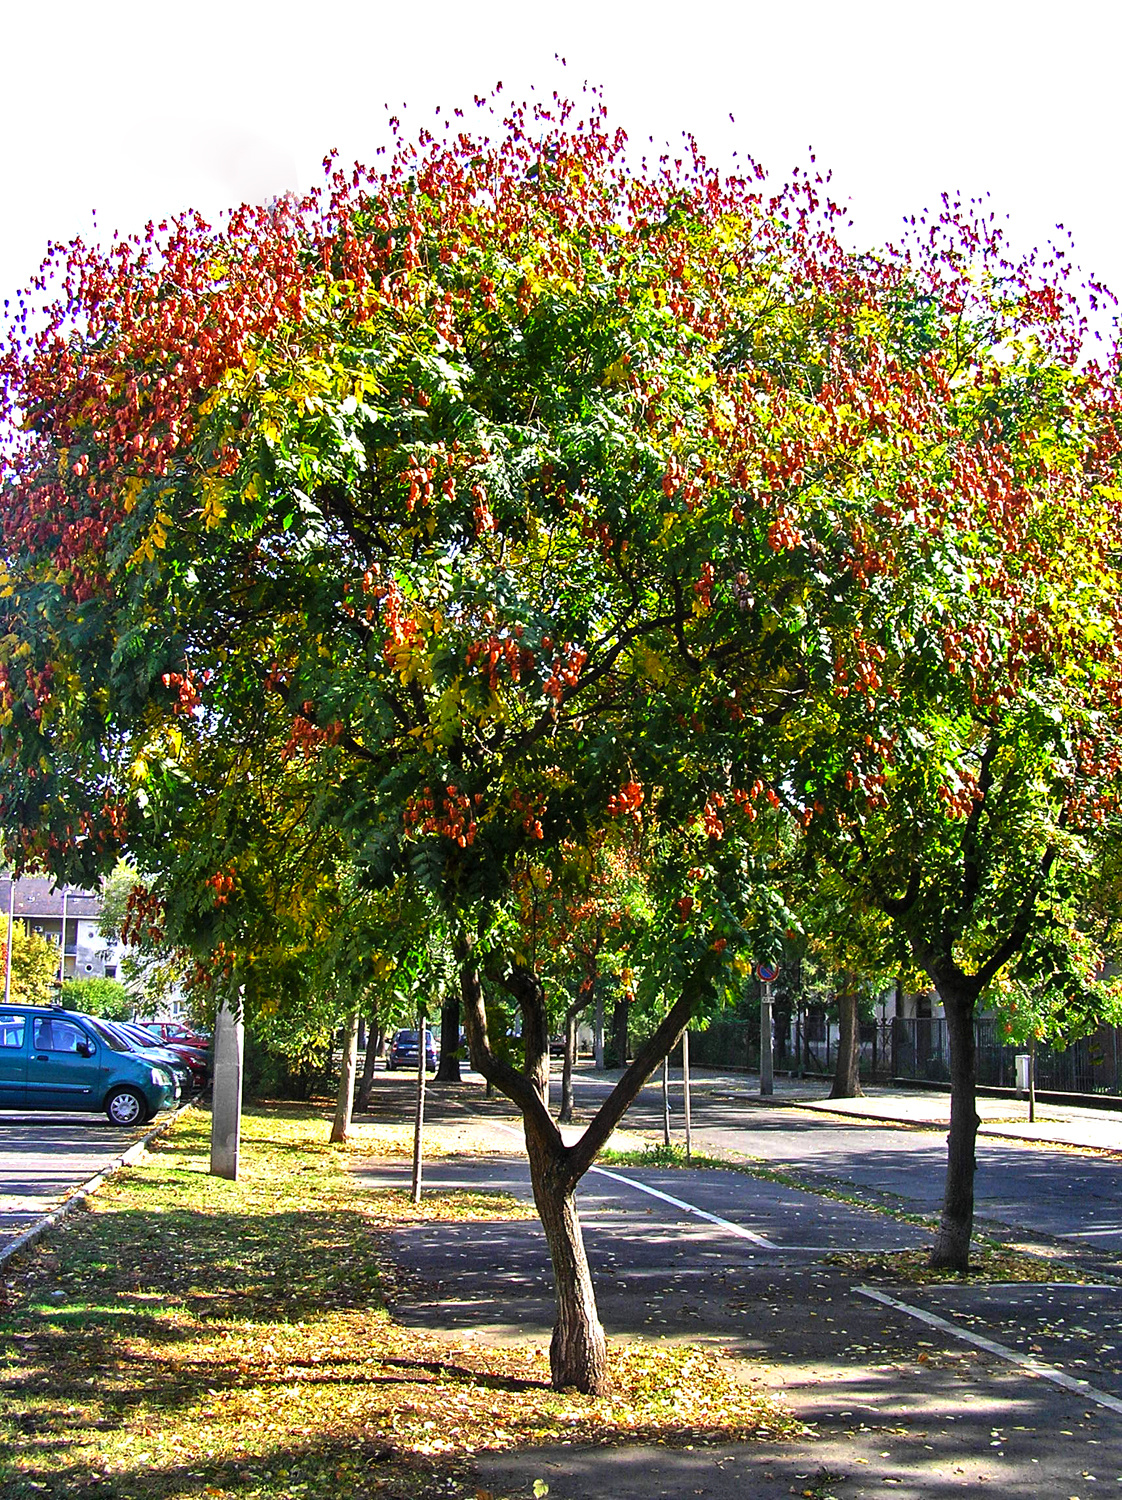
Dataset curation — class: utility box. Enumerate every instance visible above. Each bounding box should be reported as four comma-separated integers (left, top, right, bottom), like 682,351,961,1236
1015,1053,1031,1097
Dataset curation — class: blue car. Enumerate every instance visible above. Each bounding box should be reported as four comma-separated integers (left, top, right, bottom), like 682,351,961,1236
0,1006,180,1125
386,1029,438,1071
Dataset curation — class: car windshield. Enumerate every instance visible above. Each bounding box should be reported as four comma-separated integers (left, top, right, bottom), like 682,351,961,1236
86,1017,131,1053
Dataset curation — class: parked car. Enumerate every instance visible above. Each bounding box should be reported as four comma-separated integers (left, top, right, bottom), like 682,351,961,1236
386,1029,438,1071
104,1020,207,1093
128,1023,210,1088
85,1017,196,1098
141,1020,211,1048
0,1005,179,1125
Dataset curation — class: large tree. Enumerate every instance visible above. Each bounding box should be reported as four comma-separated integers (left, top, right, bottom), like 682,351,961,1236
3,94,1120,1372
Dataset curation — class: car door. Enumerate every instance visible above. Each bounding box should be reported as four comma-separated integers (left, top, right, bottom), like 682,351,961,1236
0,1011,28,1106
27,1016,102,1110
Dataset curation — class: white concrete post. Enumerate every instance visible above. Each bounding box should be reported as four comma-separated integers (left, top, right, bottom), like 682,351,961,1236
210,993,244,1180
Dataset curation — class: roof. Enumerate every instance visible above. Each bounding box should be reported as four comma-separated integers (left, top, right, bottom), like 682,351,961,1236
0,874,103,921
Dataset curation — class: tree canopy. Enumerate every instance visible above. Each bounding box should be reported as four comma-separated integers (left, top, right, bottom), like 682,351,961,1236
3,89,1122,1364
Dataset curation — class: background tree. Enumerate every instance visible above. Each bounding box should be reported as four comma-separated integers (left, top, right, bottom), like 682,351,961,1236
4,924,60,1006
59,975,132,1020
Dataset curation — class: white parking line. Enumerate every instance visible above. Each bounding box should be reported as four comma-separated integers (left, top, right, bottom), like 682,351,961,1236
587,1163,780,1248
856,1284,1122,1418
483,1117,780,1248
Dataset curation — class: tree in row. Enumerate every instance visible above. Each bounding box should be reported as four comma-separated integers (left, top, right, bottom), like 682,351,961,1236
2,91,1121,1391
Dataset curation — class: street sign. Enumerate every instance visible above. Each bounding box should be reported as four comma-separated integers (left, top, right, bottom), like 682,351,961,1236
756,960,779,983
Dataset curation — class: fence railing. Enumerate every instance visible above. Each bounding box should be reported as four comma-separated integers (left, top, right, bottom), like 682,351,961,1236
891,1017,1122,1097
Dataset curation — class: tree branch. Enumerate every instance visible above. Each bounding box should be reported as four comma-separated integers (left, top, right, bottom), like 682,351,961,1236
458,946,561,1147
563,944,723,1188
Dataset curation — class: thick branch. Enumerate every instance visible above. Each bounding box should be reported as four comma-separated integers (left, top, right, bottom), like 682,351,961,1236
958,736,999,916
563,945,722,1187
974,838,1061,989
458,949,560,1148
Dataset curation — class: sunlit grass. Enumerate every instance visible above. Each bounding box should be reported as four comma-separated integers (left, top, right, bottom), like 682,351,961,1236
0,1104,803,1499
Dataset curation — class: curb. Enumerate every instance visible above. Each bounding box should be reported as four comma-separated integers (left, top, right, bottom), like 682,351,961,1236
0,1100,195,1270
789,1098,1122,1154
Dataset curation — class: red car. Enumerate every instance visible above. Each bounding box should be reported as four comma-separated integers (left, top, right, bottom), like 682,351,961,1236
136,1021,211,1085
143,1021,211,1047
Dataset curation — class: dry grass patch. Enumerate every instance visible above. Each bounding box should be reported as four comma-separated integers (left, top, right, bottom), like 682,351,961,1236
826,1243,1095,1284
0,1104,802,1500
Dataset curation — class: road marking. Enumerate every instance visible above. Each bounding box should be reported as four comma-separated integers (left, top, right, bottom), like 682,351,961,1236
856,1284,1122,1417
479,1116,928,1252
587,1164,781,1247
481,1116,781,1247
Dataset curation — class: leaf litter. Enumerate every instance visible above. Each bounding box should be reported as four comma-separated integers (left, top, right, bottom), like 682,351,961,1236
0,1105,803,1500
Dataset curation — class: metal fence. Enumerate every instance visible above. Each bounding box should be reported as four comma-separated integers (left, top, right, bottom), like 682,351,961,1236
892,1016,1122,1096
674,1017,893,1080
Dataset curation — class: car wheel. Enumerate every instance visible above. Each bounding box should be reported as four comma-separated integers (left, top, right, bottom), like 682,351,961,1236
105,1087,150,1127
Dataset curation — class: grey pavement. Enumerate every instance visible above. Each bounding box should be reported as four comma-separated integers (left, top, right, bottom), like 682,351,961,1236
559,1067,1122,1255
0,1111,158,1254
354,1070,1122,1499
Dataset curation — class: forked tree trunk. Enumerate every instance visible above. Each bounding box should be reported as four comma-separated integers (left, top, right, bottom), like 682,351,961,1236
436,992,461,1082
526,1118,608,1393
355,1017,381,1112
558,1007,577,1125
329,1009,360,1143
830,979,863,1099
458,940,724,1396
931,986,979,1270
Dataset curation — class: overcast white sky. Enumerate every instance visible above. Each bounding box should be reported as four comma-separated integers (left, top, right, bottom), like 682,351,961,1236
3,0,1119,335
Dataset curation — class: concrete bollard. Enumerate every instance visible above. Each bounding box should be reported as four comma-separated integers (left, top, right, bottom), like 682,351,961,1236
210,995,244,1180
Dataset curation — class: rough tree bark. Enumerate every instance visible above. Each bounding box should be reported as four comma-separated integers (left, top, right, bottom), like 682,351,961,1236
830,978,863,1099
608,993,629,1068
929,976,981,1269
459,940,720,1394
355,1014,382,1112
330,1008,361,1143
435,992,461,1082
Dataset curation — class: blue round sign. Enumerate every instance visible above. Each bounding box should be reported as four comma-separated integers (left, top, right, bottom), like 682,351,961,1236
756,960,780,983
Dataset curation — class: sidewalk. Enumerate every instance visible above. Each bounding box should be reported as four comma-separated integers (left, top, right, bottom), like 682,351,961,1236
795,1086,1122,1152
685,1069,1122,1152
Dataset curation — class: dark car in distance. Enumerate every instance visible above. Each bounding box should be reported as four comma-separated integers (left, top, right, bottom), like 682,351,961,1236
386,1029,438,1071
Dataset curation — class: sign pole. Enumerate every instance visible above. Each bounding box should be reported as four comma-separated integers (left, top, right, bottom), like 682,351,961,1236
756,961,779,1098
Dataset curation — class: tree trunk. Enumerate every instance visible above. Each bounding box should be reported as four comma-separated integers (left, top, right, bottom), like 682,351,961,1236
355,1014,381,1112
329,1008,360,1143
593,987,604,1070
526,1118,609,1394
608,994,628,1068
559,1007,576,1125
830,979,863,1099
436,992,461,1082
931,985,979,1270
457,938,724,1395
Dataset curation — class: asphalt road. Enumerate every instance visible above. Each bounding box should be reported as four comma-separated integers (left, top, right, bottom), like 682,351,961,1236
354,1071,1122,1498
0,1111,154,1253
567,1068,1122,1251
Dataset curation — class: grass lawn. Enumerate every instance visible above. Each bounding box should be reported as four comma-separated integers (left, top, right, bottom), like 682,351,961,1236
0,1104,802,1499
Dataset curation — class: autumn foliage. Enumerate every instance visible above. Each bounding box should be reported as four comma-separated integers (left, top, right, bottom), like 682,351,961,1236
3,89,1122,1296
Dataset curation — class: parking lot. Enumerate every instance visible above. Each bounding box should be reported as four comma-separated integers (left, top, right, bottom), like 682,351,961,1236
0,1111,156,1255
